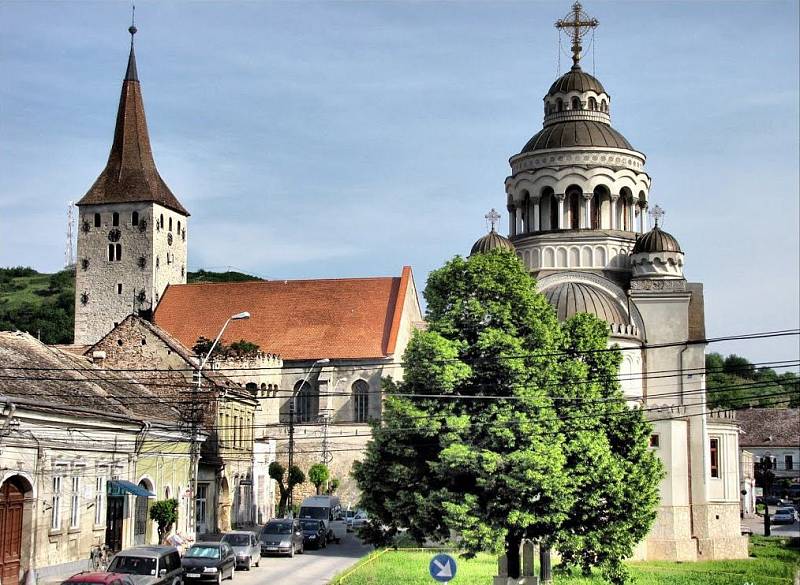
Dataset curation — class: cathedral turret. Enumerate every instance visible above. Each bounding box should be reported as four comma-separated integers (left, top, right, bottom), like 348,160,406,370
74,25,189,345
503,1,651,283
630,206,685,280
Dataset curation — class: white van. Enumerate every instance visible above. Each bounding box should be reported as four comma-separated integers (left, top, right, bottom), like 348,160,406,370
298,495,347,543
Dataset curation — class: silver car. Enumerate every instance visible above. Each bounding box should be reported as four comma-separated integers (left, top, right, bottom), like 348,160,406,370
106,546,183,585
220,531,260,570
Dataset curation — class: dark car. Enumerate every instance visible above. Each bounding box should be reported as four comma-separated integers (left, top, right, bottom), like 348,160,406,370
299,519,327,550
181,542,236,584
62,573,137,585
260,519,304,557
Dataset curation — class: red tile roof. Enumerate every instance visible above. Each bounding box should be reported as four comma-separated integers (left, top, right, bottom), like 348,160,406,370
153,267,415,361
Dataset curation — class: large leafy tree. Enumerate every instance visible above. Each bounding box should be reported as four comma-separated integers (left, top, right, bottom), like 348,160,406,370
353,250,662,584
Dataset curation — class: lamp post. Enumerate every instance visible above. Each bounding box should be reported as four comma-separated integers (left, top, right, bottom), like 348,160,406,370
287,358,330,515
320,376,348,467
189,311,250,537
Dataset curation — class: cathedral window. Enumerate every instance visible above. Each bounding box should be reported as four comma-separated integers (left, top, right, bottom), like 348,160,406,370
294,380,314,423
94,213,101,227
600,99,607,112
169,217,173,232
588,97,597,110
567,190,580,230
709,438,720,478
177,220,181,233
352,380,369,423
556,98,563,112
112,212,119,227
115,244,122,261
160,214,164,229
571,97,581,110
132,211,139,226
108,244,114,261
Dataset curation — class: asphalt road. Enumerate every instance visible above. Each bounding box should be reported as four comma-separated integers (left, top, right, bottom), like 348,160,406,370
227,533,372,585
742,506,800,538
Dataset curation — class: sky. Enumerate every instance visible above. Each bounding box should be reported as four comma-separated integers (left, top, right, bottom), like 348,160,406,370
1,0,798,364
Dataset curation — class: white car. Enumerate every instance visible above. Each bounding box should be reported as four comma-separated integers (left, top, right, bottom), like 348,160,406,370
771,507,798,525
351,511,369,530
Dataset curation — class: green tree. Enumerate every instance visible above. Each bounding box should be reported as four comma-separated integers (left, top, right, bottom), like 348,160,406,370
269,462,306,517
328,478,340,495
308,463,330,495
149,499,179,544
354,251,661,584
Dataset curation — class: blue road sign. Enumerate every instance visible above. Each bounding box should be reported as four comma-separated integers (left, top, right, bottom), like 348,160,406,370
429,553,457,582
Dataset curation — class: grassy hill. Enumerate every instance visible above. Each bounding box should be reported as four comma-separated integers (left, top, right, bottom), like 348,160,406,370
0,266,262,344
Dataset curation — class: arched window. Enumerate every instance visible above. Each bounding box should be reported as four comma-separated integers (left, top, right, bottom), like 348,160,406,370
294,381,314,423
588,97,597,111
177,220,181,234
115,244,122,261
600,99,607,112
556,98,563,112
112,212,119,227
352,380,369,423
591,192,601,229
568,190,581,230
132,211,139,226
246,382,257,394
619,189,632,231
160,214,164,229
94,213,101,227
168,217,173,232
571,97,581,110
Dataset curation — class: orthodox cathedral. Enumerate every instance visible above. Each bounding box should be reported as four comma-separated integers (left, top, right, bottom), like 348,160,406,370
70,2,746,563
471,2,747,561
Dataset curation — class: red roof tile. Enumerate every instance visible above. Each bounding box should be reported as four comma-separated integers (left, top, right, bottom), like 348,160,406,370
153,267,415,361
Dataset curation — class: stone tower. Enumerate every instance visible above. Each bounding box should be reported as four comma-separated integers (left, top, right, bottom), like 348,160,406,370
74,28,188,345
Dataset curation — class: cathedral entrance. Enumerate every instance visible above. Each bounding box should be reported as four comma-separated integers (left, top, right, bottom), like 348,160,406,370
0,476,31,585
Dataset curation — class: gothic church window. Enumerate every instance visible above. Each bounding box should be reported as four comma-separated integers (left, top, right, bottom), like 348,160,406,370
112,212,119,227
132,211,139,226
294,380,314,423
352,380,369,423
94,213,101,227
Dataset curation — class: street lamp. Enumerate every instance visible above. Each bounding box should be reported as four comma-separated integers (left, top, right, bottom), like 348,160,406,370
189,311,250,537
287,358,330,514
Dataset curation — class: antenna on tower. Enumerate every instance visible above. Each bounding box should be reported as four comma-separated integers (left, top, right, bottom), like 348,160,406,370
65,201,76,268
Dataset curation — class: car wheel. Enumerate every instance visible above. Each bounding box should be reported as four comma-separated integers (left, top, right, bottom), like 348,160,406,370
216,573,222,585
289,544,295,558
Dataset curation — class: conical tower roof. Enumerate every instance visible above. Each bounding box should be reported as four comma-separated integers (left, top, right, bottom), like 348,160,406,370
77,32,188,216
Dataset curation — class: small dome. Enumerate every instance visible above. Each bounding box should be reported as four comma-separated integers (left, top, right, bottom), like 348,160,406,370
632,226,682,254
548,66,606,96
520,120,633,154
543,281,629,326
470,230,515,256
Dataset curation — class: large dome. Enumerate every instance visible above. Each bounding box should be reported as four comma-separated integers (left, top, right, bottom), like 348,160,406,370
520,120,633,153
548,66,606,96
470,230,515,256
543,281,629,326
632,226,682,254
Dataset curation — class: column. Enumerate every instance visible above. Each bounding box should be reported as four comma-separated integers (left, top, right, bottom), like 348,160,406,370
583,193,593,229
628,200,635,233
507,205,515,236
642,204,649,232
637,204,644,233
610,195,619,230
556,194,565,229
532,198,541,232
517,208,524,235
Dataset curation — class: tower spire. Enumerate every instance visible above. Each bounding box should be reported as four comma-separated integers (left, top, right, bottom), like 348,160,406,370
555,1,598,69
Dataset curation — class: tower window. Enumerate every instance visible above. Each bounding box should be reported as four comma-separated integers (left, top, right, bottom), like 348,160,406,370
117,283,123,295
709,438,720,478
168,217,173,232
589,97,597,110
115,244,122,261
177,220,181,233
556,98,563,112
132,211,139,226
160,214,164,229
94,213,101,227
112,212,119,226
571,97,581,110
108,244,114,261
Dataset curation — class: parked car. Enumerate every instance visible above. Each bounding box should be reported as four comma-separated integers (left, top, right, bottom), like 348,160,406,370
299,495,347,544
351,511,369,531
772,507,798,525
220,531,260,570
62,573,137,585
106,546,183,585
345,510,357,532
299,519,328,550
181,542,236,584
260,519,304,557
765,496,789,506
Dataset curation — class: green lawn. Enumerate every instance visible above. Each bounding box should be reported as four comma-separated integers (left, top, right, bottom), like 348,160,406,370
333,537,800,585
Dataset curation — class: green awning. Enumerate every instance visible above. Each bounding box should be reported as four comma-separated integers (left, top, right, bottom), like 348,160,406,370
108,480,155,498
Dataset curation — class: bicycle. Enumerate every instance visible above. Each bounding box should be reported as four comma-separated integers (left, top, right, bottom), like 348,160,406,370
89,544,111,572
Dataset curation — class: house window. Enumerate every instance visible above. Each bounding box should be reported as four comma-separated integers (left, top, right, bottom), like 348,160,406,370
51,474,63,530
112,212,119,227
132,211,139,226
94,476,105,525
709,438,720,478
239,417,244,448
70,476,80,528
649,434,660,448
233,416,239,447
94,213,101,227
786,455,794,471
353,380,369,423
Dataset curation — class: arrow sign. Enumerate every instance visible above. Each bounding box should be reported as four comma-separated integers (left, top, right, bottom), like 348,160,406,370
429,553,457,582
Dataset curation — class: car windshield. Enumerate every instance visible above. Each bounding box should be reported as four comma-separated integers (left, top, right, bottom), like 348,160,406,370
300,520,321,530
299,507,327,520
263,523,292,535
185,546,220,559
108,556,157,576
221,534,250,546
776,508,794,514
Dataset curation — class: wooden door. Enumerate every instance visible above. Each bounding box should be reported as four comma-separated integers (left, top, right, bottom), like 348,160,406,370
105,496,124,551
0,480,25,585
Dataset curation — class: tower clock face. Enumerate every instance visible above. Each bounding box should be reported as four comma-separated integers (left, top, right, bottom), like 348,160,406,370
108,229,121,242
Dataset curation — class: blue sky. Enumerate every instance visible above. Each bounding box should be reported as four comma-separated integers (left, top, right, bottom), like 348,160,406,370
1,1,798,364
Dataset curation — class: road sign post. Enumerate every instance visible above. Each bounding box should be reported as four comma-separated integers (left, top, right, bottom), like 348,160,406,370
430,553,457,583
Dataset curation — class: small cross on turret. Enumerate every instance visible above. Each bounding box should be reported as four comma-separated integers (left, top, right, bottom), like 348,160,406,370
485,208,501,232
649,204,665,228
555,1,599,68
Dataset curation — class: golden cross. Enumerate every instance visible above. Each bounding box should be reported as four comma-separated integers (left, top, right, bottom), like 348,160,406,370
555,2,599,68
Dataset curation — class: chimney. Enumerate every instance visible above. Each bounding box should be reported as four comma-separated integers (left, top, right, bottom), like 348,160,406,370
92,350,107,366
